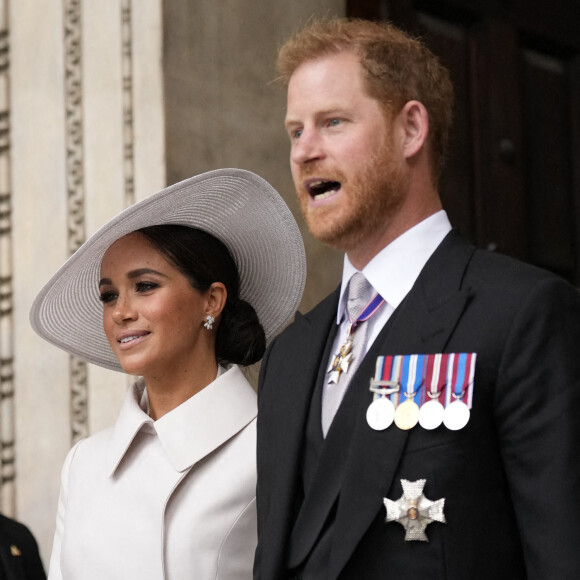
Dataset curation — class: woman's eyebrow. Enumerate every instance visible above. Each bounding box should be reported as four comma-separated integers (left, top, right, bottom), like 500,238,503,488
98,268,168,288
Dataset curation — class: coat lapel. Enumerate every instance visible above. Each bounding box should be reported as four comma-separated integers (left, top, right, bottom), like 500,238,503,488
257,290,340,578
326,231,476,579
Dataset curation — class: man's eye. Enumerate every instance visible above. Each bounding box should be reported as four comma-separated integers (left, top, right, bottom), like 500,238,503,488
292,128,303,139
328,118,340,127
99,291,117,304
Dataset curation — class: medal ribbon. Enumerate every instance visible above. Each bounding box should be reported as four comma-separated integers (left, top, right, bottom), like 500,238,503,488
466,353,476,408
402,354,424,404
347,293,385,329
420,353,436,405
420,353,450,405
328,292,385,385
390,355,403,405
445,352,476,408
372,352,476,409
371,355,402,403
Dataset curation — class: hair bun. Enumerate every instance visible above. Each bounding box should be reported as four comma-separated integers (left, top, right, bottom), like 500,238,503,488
216,298,266,366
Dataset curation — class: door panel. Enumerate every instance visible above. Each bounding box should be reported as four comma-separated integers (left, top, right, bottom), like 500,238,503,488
348,0,580,284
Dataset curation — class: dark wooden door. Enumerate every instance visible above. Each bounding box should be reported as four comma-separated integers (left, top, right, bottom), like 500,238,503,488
348,0,580,285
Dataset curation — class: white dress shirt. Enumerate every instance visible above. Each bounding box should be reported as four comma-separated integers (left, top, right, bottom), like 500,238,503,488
322,211,452,420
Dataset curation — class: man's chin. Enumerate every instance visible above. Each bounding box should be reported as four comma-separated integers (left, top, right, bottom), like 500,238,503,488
304,216,361,252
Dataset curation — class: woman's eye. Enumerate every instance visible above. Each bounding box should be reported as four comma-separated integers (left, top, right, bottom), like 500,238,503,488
99,291,117,304
135,281,159,293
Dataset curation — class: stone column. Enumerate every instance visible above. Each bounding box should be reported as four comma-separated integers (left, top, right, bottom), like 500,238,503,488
9,0,165,563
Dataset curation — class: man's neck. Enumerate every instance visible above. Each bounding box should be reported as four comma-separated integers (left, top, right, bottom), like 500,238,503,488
346,202,443,270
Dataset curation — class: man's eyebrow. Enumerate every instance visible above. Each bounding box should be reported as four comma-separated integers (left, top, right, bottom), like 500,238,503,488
285,108,348,126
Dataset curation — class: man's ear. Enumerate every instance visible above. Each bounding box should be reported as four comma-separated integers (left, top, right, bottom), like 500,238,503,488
205,282,228,319
399,100,429,160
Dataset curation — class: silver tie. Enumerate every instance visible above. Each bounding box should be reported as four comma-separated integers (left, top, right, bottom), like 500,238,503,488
322,272,373,436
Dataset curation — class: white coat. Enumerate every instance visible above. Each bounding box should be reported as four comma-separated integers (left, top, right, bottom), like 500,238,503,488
48,365,257,580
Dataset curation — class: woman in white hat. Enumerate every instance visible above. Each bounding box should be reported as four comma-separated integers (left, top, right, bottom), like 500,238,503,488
30,169,305,580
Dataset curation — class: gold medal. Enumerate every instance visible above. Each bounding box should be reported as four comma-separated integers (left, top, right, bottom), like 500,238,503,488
394,398,420,430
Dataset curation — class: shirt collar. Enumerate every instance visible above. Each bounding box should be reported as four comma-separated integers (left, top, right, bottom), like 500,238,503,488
106,365,257,476
337,210,452,323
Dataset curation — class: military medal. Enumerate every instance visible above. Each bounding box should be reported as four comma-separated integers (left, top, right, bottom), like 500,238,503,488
394,354,423,430
443,399,470,430
368,351,477,432
327,327,355,384
367,355,402,430
384,478,446,541
419,353,448,430
394,399,420,430
443,352,476,431
419,399,444,430
327,294,385,385
367,398,396,431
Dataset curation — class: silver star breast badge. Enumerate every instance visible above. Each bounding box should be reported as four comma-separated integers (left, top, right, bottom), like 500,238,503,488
384,478,446,541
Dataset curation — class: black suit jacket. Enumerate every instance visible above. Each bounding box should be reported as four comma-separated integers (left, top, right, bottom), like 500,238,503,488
0,515,46,580
255,231,580,579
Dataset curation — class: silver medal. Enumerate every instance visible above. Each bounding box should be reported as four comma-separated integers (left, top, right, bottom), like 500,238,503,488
366,397,395,431
419,399,445,430
384,478,446,541
443,399,470,430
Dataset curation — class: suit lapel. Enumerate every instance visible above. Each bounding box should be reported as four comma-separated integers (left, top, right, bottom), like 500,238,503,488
325,231,476,579
258,290,340,578
271,290,340,473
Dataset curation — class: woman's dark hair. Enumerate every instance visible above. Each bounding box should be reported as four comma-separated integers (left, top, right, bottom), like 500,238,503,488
138,224,265,366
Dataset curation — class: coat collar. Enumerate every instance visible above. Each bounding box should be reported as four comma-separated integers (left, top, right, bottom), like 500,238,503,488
106,365,257,476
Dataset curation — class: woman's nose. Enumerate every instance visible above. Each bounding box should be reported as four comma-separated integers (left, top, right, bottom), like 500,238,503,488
111,294,137,324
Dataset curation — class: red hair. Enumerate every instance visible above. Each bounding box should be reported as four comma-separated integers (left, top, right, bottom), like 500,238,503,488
277,18,454,182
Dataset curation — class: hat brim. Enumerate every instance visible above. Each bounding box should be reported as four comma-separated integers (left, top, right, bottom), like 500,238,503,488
30,168,306,372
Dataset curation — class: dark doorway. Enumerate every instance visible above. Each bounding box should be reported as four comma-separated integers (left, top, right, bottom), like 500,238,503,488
348,0,580,285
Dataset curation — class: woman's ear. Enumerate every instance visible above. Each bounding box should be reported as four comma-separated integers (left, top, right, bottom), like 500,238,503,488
205,282,227,319
398,100,429,160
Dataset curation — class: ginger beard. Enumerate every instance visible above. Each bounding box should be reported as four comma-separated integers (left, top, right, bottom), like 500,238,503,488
295,132,410,254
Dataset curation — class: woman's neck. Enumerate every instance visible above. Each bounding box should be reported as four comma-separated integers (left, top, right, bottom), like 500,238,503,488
144,359,219,420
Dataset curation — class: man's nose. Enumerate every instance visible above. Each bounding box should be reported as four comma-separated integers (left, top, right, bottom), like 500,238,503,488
291,129,325,165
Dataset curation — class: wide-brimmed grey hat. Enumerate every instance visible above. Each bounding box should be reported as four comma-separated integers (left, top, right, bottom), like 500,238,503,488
30,168,306,372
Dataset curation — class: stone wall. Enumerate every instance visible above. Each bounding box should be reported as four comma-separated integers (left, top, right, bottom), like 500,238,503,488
3,0,344,566
163,0,345,314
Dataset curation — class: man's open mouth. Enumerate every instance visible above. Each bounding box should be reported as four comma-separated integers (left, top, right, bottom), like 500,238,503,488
307,179,341,201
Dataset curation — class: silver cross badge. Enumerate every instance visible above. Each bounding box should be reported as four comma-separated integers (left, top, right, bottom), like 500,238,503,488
384,479,446,541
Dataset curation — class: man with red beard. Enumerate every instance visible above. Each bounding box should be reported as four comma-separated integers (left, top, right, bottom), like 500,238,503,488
254,18,580,580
